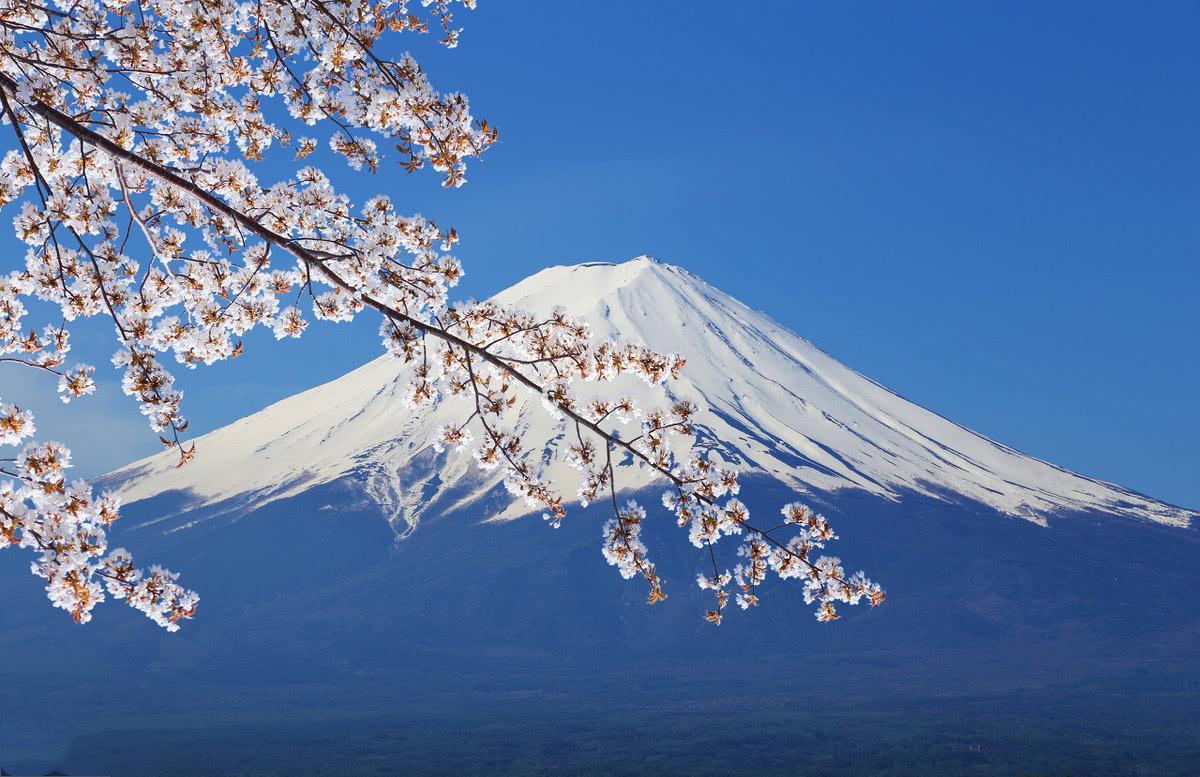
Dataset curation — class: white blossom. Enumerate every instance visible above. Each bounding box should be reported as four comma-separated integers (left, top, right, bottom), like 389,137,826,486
0,0,881,631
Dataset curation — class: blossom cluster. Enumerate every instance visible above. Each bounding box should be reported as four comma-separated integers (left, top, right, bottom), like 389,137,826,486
0,399,197,629
601,500,666,604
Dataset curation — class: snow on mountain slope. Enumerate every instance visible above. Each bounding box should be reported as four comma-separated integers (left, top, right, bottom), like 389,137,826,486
105,256,1195,533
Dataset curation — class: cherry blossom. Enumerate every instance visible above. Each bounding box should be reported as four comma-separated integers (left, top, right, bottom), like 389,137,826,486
0,0,882,630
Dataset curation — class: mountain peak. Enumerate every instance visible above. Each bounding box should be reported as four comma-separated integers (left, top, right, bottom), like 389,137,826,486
493,258,712,339
572,254,662,268
498,256,675,305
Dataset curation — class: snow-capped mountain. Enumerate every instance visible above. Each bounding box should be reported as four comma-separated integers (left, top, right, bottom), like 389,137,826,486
10,258,1200,777
104,256,1194,532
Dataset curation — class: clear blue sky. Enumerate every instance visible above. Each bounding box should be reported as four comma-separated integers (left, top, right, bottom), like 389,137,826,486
8,1,1198,508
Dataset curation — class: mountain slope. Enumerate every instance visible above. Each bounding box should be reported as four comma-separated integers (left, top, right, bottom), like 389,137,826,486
104,256,1195,531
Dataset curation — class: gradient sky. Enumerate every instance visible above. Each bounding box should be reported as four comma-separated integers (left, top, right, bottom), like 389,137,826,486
6,1,1198,508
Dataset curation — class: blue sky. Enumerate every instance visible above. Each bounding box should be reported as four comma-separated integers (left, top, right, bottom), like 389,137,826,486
6,1,1198,508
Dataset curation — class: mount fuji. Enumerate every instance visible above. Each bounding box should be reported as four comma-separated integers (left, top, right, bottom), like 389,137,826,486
104,256,1192,535
3,258,1198,776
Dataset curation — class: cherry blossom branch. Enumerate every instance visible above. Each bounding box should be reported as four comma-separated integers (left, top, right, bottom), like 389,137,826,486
0,73,884,618
0,0,882,625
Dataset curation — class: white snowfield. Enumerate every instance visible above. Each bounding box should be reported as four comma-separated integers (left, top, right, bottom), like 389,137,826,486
106,257,1195,534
